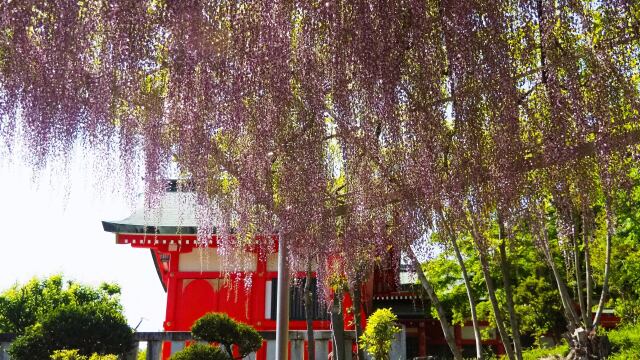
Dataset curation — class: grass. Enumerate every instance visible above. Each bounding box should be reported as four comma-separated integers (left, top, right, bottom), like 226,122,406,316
522,342,569,360
520,323,640,359
607,323,640,359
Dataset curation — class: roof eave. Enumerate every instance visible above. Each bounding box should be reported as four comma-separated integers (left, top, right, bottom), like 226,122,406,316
101,221,198,235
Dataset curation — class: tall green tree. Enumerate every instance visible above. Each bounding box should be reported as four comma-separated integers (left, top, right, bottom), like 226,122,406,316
0,275,133,360
0,275,123,334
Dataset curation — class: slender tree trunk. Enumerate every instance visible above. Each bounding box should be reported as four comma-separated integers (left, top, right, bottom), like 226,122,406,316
571,217,589,327
453,239,483,360
350,282,365,360
439,212,483,359
498,233,523,360
498,244,522,360
331,290,346,360
538,224,581,329
583,214,593,328
593,194,613,328
535,217,609,359
305,266,316,360
477,251,516,360
468,217,516,360
408,248,463,360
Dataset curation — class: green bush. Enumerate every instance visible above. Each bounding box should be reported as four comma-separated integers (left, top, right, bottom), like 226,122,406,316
51,350,86,360
50,349,118,360
608,323,640,358
520,324,640,360
87,354,118,360
8,303,133,360
521,342,568,360
614,298,640,325
192,313,239,351
359,308,401,360
191,313,262,359
168,343,229,360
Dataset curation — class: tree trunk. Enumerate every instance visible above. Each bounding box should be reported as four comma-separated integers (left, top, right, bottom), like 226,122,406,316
533,214,613,359
538,223,580,330
331,290,346,360
583,214,593,328
350,282,365,360
305,266,316,360
468,216,516,360
498,219,523,360
592,194,613,328
571,217,589,327
408,248,463,360
439,212,483,359
477,252,516,360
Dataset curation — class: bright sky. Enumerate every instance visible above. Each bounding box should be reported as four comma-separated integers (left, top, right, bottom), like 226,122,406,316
0,148,166,332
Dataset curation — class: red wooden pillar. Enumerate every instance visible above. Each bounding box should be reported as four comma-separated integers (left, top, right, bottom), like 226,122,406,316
162,251,181,359
419,321,427,357
253,255,268,360
164,252,181,330
253,255,267,328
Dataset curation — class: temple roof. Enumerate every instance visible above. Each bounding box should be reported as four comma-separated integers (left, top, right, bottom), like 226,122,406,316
102,190,199,234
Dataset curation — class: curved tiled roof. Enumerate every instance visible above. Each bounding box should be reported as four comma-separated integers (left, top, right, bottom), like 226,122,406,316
102,190,201,234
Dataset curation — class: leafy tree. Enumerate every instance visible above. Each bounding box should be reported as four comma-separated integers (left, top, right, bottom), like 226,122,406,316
359,308,401,360
424,221,567,345
8,302,133,360
0,275,122,335
610,171,640,325
0,276,132,360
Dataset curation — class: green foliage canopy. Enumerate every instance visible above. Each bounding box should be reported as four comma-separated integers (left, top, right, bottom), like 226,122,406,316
8,302,133,360
0,275,132,360
0,274,122,335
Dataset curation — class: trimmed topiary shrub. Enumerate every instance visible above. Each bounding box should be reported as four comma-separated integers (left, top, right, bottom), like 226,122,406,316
235,323,263,357
168,344,229,360
191,313,263,359
191,313,239,354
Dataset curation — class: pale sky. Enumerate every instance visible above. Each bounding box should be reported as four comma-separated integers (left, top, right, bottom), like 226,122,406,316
0,147,167,332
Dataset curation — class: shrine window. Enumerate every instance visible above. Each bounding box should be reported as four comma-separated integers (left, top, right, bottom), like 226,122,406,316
265,278,329,320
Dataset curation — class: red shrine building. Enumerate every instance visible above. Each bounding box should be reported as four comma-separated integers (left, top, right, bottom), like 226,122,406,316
102,182,504,359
